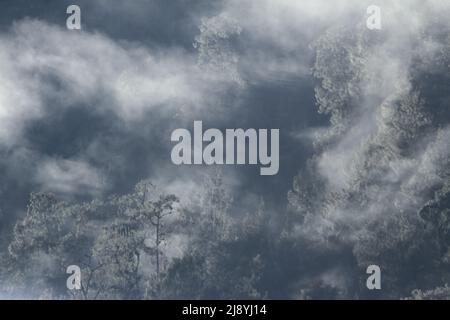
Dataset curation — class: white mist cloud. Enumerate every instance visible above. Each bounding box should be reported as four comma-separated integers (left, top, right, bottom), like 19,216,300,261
0,17,248,198
35,158,105,195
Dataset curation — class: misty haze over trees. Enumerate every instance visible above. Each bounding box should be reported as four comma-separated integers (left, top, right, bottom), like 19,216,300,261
0,0,449,299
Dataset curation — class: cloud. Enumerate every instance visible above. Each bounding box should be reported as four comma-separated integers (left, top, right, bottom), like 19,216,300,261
0,18,245,147
35,158,105,195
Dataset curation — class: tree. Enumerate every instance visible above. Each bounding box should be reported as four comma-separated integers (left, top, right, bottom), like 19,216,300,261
161,171,267,299
288,14,450,298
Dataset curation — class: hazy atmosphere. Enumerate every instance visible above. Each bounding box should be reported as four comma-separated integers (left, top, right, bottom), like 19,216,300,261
0,0,449,299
